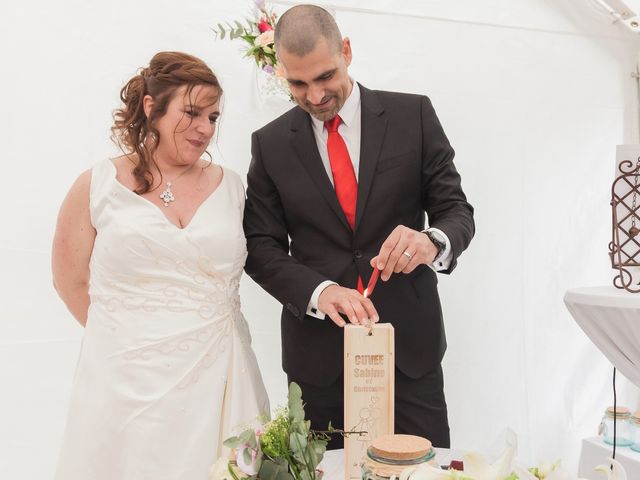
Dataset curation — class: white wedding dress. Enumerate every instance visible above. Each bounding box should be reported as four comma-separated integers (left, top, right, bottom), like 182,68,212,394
55,159,270,480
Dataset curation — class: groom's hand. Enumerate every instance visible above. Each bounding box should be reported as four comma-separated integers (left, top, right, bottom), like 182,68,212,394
371,225,438,281
318,285,379,328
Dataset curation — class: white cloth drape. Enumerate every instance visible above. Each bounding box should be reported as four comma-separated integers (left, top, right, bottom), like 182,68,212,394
565,286,640,388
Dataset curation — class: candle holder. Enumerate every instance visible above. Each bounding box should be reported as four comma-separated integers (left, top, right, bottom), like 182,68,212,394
610,157,640,292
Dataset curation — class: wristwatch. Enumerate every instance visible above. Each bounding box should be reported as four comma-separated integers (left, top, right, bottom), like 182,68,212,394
425,229,446,262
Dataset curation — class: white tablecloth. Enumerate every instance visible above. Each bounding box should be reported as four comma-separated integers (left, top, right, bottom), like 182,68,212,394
322,443,627,479
564,286,640,387
319,447,460,480
578,436,640,479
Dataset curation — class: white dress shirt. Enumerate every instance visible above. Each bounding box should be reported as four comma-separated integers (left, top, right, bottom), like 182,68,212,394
305,81,452,319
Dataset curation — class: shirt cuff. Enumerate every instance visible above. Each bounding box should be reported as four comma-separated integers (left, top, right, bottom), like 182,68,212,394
424,227,452,271
306,280,338,319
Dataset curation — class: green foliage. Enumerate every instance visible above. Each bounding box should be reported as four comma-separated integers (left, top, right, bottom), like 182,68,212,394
528,467,543,479
261,408,291,458
212,21,247,41
212,1,293,101
288,382,304,423
222,382,328,480
258,459,294,480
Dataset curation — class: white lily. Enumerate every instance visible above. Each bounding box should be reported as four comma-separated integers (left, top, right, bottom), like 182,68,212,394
595,458,628,480
513,461,590,480
462,447,514,479
399,448,513,480
512,465,536,480
399,463,461,480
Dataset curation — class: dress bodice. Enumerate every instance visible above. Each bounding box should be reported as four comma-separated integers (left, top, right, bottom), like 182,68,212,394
88,159,247,319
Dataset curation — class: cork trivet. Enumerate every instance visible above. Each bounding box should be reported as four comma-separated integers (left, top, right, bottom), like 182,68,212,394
369,434,432,461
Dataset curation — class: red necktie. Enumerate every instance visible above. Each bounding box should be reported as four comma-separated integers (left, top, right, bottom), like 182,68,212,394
325,116,364,293
325,115,357,229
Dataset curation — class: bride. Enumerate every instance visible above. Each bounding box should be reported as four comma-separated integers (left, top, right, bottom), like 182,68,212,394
52,51,269,479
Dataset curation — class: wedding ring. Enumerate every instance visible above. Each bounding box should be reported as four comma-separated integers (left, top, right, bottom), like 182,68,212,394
403,250,412,259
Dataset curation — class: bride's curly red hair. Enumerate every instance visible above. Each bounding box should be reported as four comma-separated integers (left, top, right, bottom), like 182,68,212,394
111,51,222,194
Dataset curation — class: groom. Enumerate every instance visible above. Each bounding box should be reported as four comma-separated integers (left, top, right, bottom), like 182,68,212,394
243,4,474,449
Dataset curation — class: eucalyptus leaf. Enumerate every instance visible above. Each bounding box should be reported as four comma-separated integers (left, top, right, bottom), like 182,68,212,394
305,448,318,469
234,20,243,31
290,432,309,466
277,470,295,480
259,459,295,480
217,24,226,39
239,429,257,448
288,382,305,423
223,435,241,449
311,442,326,459
289,432,307,452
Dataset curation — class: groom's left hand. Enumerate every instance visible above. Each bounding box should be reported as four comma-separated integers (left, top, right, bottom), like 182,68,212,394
370,225,438,281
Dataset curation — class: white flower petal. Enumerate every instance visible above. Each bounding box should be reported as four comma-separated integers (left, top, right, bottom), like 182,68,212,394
209,458,231,480
595,458,628,480
400,463,455,480
513,465,537,480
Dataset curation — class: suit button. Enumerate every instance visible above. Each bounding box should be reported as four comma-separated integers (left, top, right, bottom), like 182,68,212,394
354,250,363,259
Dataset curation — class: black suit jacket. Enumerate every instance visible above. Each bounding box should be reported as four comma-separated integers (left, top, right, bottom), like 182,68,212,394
243,84,474,386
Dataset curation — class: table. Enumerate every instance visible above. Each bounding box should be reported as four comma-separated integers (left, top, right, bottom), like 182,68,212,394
578,436,640,479
564,286,640,387
319,447,460,480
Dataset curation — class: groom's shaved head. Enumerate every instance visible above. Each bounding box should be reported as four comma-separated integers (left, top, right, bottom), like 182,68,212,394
274,4,343,57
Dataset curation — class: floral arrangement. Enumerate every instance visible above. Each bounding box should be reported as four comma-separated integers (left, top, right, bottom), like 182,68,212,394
210,380,629,480
209,383,329,480
213,0,291,99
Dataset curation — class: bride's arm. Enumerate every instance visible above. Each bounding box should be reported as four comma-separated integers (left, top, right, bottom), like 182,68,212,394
52,170,96,327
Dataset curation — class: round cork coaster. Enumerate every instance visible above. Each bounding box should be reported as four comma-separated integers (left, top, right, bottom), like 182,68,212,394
369,434,432,461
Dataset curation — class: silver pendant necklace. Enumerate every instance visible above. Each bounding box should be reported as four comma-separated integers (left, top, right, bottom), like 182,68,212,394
158,163,198,207
159,182,176,206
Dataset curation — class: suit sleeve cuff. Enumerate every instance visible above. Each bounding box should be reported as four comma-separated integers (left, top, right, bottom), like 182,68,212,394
424,227,453,271
306,280,338,319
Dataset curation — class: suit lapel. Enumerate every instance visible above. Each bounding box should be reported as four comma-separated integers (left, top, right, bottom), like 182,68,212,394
289,107,351,231
355,85,386,233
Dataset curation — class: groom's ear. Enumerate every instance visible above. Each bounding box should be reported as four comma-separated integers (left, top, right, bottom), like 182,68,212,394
342,37,352,67
143,95,154,119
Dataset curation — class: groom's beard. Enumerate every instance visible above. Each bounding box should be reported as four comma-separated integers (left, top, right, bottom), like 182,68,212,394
303,94,341,122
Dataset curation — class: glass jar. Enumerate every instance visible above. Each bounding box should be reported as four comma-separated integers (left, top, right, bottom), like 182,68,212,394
361,435,436,480
631,411,640,452
600,406,632,446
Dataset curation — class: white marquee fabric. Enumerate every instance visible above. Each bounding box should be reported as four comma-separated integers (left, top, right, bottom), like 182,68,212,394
2,0,640,478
